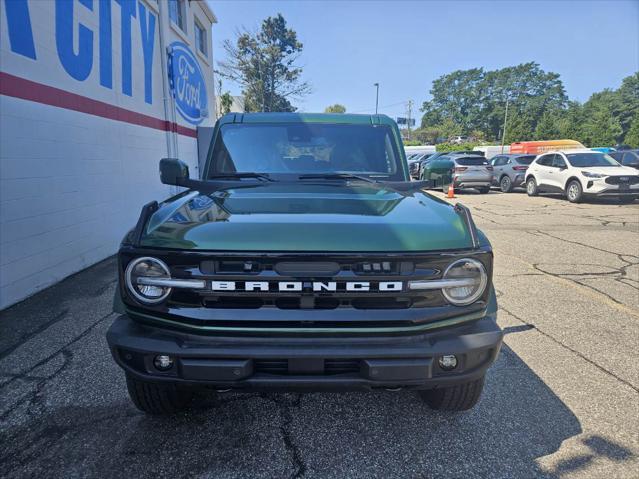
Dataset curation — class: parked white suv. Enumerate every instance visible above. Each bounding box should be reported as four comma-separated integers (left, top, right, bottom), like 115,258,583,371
525,149,639,203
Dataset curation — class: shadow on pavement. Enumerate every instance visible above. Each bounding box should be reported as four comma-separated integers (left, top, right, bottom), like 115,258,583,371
1,341,632,478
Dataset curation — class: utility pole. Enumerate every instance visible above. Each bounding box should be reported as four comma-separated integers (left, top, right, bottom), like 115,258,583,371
500,96,510,153
374,83,379,114
407,100,413,141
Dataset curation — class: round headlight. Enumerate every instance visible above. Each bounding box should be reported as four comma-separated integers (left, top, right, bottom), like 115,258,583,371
441,258,487,306
125,257,172,304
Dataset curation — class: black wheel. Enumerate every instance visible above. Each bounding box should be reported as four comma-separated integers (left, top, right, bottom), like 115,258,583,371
419,376,485,411
126,374,194,414
478,186,490,194
566,180,583,203
526,177,538,196
500,175,513,193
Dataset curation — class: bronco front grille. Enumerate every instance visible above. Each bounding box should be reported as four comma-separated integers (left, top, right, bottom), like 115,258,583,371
120,249,493,332
163,256,449,310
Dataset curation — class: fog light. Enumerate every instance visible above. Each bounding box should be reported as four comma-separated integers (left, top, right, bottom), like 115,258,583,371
153,354,174,371
438,355,458,371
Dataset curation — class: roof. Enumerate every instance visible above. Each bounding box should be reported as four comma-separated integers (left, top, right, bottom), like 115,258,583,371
217,112,396,126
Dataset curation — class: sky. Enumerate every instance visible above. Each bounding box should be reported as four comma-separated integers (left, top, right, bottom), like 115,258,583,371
207,0,639,120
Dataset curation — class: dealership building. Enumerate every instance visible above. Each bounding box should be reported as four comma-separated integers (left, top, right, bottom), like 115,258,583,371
0,0,217,308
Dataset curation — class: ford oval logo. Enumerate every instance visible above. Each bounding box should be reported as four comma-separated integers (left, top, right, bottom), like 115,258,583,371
168,42,208,125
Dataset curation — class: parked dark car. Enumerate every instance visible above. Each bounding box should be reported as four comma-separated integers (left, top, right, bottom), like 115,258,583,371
490,154,536,192
409,153,433,179
609,150,639,170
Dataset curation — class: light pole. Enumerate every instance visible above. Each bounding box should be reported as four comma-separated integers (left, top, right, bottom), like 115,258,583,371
500,96,510,153
374,83,379,114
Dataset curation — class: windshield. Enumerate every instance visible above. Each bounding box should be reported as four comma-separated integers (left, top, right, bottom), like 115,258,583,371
515,155,535,165
455,157,489,166
209,123,403,179
566,152,620,167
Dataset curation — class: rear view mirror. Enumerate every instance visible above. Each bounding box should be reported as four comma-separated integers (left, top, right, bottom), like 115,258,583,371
160,158,189,186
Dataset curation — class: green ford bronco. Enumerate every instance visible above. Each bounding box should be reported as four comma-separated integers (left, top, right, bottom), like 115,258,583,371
107,113,503,414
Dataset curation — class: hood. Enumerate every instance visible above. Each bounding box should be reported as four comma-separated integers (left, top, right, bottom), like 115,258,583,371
140,183,474,252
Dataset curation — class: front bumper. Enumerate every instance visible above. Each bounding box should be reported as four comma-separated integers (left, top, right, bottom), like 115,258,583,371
583,180,639,197
106,314,503,392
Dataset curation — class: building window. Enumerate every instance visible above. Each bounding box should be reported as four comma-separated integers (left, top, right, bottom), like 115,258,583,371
195,19,207,56
169,0,186,32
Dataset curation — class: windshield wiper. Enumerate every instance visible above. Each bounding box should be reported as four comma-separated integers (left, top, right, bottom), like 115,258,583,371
208,172,275,182
297,173,378,184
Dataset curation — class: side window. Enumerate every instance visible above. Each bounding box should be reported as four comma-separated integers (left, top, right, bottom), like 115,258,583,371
623,152,638,165
492,157,504,166
169,0,187,32
537,154,552,166
552,155,567,168
194,19,207,57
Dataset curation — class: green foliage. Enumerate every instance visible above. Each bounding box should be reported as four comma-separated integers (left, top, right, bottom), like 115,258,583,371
324,104,346,113
217,14,311,112
219,92,233,115
625,116,639,148
534,111,561,140
403,140,421,146
435,142,481,152
421,62,567,141
580,90,623,146
420,64,638,148
413,127,441,144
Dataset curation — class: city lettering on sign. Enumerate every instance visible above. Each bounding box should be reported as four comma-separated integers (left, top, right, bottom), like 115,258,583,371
3,0,156,104
1,0,200,115
168,42,208,125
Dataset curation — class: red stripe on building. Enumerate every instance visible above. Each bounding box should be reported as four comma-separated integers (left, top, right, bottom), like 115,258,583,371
0,72,198,138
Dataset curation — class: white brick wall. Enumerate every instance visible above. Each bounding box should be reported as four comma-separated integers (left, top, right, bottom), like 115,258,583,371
0,0,216,308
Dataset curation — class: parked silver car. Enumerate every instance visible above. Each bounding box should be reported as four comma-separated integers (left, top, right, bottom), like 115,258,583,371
450,154,493,193
490,154,536,192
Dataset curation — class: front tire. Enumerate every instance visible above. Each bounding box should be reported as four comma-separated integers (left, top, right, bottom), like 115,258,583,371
566,180,583,203
478,186,490,194
500,175,513,193
419,376,485,411
526,177,538,196
126,374,194,414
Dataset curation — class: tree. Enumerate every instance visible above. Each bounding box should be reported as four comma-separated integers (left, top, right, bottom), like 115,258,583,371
580,90,624,146
534,111,561,140
219,92,233,115
624,116,639,148
217,14,311,112
556,101,584,140
413,127,441,144
420,62,568,141
616,73,639,142
324,104,346,113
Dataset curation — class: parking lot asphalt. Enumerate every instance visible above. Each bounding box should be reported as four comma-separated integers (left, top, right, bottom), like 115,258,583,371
1,190,638,479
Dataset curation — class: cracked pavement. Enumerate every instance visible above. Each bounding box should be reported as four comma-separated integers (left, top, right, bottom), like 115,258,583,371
1,191,638,478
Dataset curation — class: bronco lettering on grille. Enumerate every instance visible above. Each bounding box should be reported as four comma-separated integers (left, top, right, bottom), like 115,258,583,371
210,281,404,292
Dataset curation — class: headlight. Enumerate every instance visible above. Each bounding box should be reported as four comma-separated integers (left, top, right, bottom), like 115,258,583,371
441,258,488,306
581,171,606,179
125,257,172,304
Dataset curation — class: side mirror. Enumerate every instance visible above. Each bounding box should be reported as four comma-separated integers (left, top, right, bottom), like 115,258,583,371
160,158,189,186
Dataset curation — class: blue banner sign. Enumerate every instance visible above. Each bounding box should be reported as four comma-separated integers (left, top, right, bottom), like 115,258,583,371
168,42,208,125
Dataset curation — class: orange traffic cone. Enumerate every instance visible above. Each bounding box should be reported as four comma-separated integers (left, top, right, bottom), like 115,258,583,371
447,183,456,198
